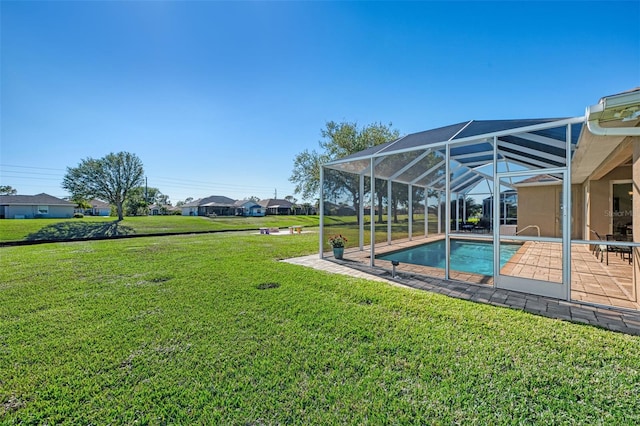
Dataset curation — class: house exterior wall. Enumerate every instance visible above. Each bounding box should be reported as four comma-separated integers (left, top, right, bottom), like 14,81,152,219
571,183,584,240
517,184,583,239
517,185,560,238
182,207,198,216
93,208,111,216
588,165,631,238
4,205,74,219
250,207,265,217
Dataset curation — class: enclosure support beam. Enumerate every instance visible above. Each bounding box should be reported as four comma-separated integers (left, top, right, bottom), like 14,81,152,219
370,158,376,267
425,186,429,238
492,136,499,285
387,179,392,245
437,191,442,235
455,193,460,232
503,193,507,225
445,144,451,280
463,195,467,225
359,173,364,251
319,166,325,259
563,123,572,301
408,184,413,241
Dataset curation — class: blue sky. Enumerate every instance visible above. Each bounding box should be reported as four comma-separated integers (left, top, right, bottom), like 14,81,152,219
1,1,638,204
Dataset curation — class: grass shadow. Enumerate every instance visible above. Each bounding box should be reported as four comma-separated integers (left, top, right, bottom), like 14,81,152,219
26,220,135,242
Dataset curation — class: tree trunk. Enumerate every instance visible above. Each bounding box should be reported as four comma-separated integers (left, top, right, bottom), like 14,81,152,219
393,199,399,223
116,203,124,221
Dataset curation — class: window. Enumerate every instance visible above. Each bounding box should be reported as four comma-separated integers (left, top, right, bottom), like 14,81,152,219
37,205,49,215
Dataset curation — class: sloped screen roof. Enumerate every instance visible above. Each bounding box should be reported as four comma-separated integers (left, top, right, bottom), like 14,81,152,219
324,118,584,194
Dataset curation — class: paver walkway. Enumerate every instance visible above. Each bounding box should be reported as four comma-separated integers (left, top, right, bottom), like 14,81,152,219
283,254,640,336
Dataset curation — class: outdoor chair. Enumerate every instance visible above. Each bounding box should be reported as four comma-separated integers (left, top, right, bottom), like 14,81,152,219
591,230,609,265
608,233,633,265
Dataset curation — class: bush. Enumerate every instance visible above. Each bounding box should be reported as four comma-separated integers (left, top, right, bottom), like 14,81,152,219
73,213,84,218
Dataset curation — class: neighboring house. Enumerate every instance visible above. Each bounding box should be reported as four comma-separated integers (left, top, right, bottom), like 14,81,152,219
181,195,237,217
323,201,355,216
149,204,180,215
0,193,75,219
258,199,294,215
293,204,317,215
234,200,265,217
482,190,518,225
85,199,111,216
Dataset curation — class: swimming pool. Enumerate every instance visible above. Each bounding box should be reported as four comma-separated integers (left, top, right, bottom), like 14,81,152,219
377,239,522,276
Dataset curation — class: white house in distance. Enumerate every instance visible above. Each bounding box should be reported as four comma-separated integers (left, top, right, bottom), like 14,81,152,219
87,199,111,216
234,200,265,217
0,193,75,219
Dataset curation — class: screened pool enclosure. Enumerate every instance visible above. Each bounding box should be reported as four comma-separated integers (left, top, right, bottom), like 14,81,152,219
320,90,640,310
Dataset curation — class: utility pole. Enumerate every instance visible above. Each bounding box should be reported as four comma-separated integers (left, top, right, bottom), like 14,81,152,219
145,177,148,203
274,188,277,199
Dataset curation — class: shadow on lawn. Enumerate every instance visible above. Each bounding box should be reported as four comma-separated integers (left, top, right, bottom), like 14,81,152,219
26,220,135,242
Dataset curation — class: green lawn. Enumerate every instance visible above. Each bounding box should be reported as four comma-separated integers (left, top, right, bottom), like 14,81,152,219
0,215,324,243
1,231,639,423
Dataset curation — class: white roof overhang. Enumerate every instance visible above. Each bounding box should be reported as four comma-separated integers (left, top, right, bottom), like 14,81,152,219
573,88,640,184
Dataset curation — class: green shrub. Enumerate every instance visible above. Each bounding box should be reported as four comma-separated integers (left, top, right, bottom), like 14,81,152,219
73,213,84,218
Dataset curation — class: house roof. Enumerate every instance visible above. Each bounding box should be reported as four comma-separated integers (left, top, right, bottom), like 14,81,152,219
182,195,237,208
234,200,261,208
324,117,584,194
514,174,562,186
89,199,110,208
258,199,293,208
0,193,75,206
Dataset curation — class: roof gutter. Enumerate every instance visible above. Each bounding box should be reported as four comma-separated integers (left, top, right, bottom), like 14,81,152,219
585,90,640,136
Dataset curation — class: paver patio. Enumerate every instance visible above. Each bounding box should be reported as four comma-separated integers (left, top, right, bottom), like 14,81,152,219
324,235,637,311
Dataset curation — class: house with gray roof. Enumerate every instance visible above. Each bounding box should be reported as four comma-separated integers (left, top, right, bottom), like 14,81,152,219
258,199,294,215
234,200,265,217
84,199,111,216
0,193,75,219
180,195,237,217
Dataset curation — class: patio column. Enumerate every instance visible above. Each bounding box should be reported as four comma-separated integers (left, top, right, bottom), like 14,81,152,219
633,137,640,301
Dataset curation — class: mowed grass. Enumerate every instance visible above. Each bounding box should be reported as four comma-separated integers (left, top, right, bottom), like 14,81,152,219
0,215,325,243
1,232,640,424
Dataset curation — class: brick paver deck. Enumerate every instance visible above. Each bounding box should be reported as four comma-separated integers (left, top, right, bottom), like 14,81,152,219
283,241,640,336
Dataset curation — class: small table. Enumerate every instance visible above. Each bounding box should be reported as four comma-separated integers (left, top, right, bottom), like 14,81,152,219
289,225,303,234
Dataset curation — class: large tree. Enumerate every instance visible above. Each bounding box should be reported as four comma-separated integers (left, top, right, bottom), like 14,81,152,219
0,185,17,195
62,151,144,221
124,186,170,216
290,121,400,218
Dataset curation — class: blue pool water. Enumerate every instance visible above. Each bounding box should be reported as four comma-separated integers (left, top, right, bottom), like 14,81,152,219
377,239,521,276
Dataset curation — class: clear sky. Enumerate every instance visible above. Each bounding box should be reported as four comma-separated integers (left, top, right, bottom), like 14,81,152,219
1,1,639,204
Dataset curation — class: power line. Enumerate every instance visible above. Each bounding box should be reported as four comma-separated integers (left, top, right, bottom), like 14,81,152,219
0,164,300,199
